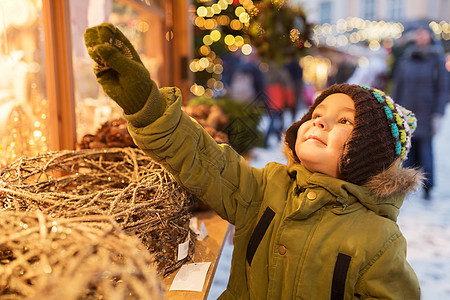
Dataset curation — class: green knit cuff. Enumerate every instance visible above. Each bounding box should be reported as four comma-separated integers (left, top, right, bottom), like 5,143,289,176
125,80,168,128
117,91,149,115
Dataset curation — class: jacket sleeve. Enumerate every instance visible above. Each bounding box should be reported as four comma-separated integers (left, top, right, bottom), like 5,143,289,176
124,86,266,224
355,232,420,299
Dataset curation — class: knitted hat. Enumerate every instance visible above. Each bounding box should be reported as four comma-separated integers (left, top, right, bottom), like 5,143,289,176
285,83,416,185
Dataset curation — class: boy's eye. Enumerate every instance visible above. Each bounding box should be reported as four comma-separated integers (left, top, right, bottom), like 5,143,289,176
312,113,321,119
339,118,354,125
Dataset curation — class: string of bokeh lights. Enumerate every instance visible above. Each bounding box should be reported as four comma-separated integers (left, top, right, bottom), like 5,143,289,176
189,0,449,99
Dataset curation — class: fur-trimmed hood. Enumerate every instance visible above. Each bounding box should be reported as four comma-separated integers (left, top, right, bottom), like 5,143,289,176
284,143,423,199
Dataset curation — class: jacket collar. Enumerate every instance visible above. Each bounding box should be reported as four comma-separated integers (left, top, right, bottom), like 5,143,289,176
287,164,405,222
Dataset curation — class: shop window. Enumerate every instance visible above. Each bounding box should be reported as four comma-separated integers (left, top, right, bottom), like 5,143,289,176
362,0,376,20
0,0,49,165
320,1,332,24
387,0,404,21
69,0,167,141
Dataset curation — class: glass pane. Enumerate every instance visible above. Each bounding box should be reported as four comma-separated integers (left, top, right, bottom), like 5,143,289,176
0,0,49,166
70,0,166,145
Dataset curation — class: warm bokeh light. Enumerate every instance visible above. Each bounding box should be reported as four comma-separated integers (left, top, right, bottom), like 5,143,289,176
300,55,332,91
228,44,239,52
165,31,174,41
214,80,224,91
190,84,205,96
212,3,221,14
213,64,224,74
224,34,235,45
259,62,269,73
206,7,214,18
199,45,211,56
207,78,216,88
358,56,369,67
204,19,217,30
197,6,207,17
429,21,450,40
207,51,217,60
210,30,221,42
199,57,210,69
138,21,149,32
190,60,200,72
241,44,252,55
239,12,250,23
230,19,243,31
195,17,206,28
369,40,380,51
326,36,337,47
235,6,245,17
234,35,244,47
313,17,407,47
218,0,229,10
217,15,230,26
203,35,213,46
204,88,214,98
336,35,348,47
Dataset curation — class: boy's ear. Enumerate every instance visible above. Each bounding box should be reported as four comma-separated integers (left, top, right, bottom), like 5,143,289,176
284,120,302,162
283,141,298,168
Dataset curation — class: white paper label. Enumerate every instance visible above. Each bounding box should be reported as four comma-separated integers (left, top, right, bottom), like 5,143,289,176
189,216,198,230
177,239,190,261
199,221,208,240
169,262,212,292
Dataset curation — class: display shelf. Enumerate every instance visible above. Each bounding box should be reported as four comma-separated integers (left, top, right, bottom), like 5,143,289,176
163,210,232,299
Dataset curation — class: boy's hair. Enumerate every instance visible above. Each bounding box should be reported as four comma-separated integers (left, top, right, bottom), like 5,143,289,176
285,83,416,185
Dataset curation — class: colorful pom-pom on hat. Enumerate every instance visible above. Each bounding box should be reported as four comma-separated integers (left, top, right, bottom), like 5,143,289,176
284,83,417,185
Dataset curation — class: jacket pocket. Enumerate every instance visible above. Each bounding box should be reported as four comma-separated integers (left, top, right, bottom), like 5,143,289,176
246,206,275,266
331,253,352,300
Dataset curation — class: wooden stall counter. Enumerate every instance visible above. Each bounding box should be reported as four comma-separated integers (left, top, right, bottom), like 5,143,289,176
162,210,232,299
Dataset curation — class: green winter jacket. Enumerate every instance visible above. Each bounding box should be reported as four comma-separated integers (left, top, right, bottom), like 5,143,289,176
125,86,420,299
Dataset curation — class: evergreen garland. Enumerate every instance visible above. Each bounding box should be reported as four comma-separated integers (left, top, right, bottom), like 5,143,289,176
246,0,313,65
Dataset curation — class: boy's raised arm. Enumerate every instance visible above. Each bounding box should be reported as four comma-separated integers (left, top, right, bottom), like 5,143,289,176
83,24,265,224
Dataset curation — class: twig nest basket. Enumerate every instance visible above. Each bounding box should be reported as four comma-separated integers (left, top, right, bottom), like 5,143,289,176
0,211,164,299
0,148,195,277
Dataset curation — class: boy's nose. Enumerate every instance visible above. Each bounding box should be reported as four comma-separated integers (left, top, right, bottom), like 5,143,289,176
312,117,327,129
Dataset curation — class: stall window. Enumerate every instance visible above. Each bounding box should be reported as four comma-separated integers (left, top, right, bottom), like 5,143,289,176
387,0,404,21
0,0,49,165
69,0,167,142
320,2,332,24
362,0,376,20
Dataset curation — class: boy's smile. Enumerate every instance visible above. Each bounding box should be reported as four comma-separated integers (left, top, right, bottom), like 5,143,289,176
295,93,355,178
305,134,326,146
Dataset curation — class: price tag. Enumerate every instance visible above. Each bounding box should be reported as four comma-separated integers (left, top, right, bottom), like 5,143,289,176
177,237,190,261
199,221,208,240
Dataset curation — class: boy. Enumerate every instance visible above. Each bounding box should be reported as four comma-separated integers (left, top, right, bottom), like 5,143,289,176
85,23,421,299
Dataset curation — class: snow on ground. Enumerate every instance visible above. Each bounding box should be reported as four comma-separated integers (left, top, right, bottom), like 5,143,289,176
397,104,450,299
208,105,450,299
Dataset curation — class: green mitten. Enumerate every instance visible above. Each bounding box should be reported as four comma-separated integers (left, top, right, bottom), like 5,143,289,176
84,23,152,115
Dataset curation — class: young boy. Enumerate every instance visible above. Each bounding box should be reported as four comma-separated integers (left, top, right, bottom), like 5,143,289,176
85,23,422,299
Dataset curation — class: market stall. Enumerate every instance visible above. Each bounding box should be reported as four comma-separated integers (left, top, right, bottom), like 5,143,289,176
0,1,231,298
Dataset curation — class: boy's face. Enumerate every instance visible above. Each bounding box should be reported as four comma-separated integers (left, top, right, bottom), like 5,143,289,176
295,93,355,178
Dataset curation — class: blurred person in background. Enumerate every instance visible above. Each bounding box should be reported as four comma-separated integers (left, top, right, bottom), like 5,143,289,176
223,50,266,104
264,62,295,148
284,53,304,122
393,26,449,199
347,44,389,91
